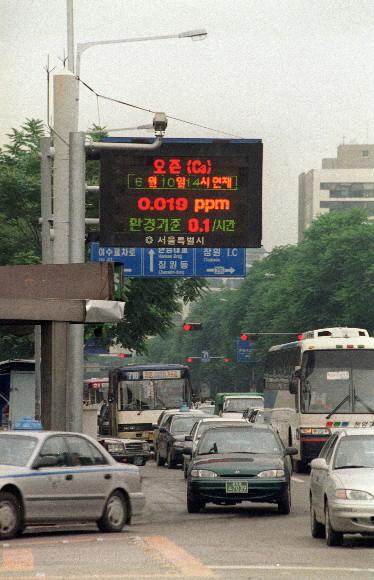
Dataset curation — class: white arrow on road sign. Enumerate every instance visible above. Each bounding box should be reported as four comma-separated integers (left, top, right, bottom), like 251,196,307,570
148,249,155,273
206,266,236,275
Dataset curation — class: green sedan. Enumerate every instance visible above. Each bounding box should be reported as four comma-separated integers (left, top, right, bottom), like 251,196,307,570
185,424,297,514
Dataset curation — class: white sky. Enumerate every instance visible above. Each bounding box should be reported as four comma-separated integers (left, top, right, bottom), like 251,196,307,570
2,0,374,250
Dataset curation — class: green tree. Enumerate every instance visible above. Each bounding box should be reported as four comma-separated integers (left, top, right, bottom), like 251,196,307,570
0,119,44,265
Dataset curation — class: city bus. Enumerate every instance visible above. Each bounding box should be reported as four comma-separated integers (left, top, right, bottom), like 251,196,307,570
264,327,374,472
102,364,194,444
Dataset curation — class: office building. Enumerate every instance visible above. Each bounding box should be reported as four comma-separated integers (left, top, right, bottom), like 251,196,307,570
298,144,374,241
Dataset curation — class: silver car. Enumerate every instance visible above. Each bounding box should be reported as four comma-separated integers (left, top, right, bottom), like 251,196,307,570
310,428,374,546
0,430,145,540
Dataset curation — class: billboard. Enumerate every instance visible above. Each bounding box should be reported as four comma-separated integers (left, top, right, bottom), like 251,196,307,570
99,138,262,248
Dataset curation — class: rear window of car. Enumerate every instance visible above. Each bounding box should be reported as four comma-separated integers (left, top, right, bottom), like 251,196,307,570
171,416,203,433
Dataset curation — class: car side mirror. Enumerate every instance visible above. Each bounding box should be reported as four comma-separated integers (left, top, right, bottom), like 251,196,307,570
152,424,159,430
185,435,193,441
33,455,59,469
284,447,298,456
159,427,167,433
310,457,328,470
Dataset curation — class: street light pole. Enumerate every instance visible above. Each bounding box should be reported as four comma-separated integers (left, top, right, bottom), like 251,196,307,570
74,29,207,123
75,29,207,77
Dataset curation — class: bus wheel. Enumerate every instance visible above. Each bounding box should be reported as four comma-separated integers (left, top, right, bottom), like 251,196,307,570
156,450,166,466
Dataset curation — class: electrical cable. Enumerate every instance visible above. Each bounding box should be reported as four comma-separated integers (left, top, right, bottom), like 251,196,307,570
77,76,245,139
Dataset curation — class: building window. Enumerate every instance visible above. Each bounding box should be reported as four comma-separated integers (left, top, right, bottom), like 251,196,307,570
362,150,369,157
320,182,374,198
320,200,374,216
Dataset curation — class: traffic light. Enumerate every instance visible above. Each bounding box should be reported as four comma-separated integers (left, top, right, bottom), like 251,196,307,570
223,357,231,363
240,333,251,341
118,353,132,358
183,322,203,331
186,357,194,363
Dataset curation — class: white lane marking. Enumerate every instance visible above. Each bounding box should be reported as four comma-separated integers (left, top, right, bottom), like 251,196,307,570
210,565,374,573
291,476,305,483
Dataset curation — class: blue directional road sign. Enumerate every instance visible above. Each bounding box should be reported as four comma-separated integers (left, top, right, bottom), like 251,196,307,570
90,243,246,278
236,338,256,363
90,243,142,276
195,248,246,277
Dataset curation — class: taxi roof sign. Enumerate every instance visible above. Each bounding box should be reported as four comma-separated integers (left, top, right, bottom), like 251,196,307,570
14,416,43,430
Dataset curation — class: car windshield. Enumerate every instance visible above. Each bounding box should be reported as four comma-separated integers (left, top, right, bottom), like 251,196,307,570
197,428,281,455
0,435,38,466
171,416,202,433
334,435,374,469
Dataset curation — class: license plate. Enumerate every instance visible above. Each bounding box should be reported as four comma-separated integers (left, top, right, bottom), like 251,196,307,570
225,481,248,493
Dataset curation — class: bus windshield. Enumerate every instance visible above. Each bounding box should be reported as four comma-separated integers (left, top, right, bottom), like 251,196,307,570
301,350,374,414
118,378,187,411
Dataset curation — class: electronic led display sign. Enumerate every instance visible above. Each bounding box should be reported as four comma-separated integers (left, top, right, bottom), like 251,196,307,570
99,139,262,248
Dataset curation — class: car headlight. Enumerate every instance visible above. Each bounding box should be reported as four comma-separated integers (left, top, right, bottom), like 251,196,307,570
257,469,285,478
335,489,374,501
190,469,217,478
107,444,124,453
142,442,149,451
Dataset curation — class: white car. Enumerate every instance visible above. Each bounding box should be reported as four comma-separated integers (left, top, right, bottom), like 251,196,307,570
0,430,145,540
310,428,374,546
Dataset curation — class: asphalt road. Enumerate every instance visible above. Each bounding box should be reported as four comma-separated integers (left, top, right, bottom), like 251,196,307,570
1,460,374,579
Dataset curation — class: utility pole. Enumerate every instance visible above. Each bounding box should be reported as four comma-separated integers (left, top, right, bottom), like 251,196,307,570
35,136,53,421
68,131,86,432
51,70,78,430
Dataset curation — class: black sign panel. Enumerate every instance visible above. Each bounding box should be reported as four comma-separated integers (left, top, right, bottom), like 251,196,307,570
100,138,262,248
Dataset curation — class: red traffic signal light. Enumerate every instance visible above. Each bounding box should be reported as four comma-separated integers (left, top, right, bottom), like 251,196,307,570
223,357,231,363
186,357,194,363
240,333,251,341
183,322,203,331
118,353,132,358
